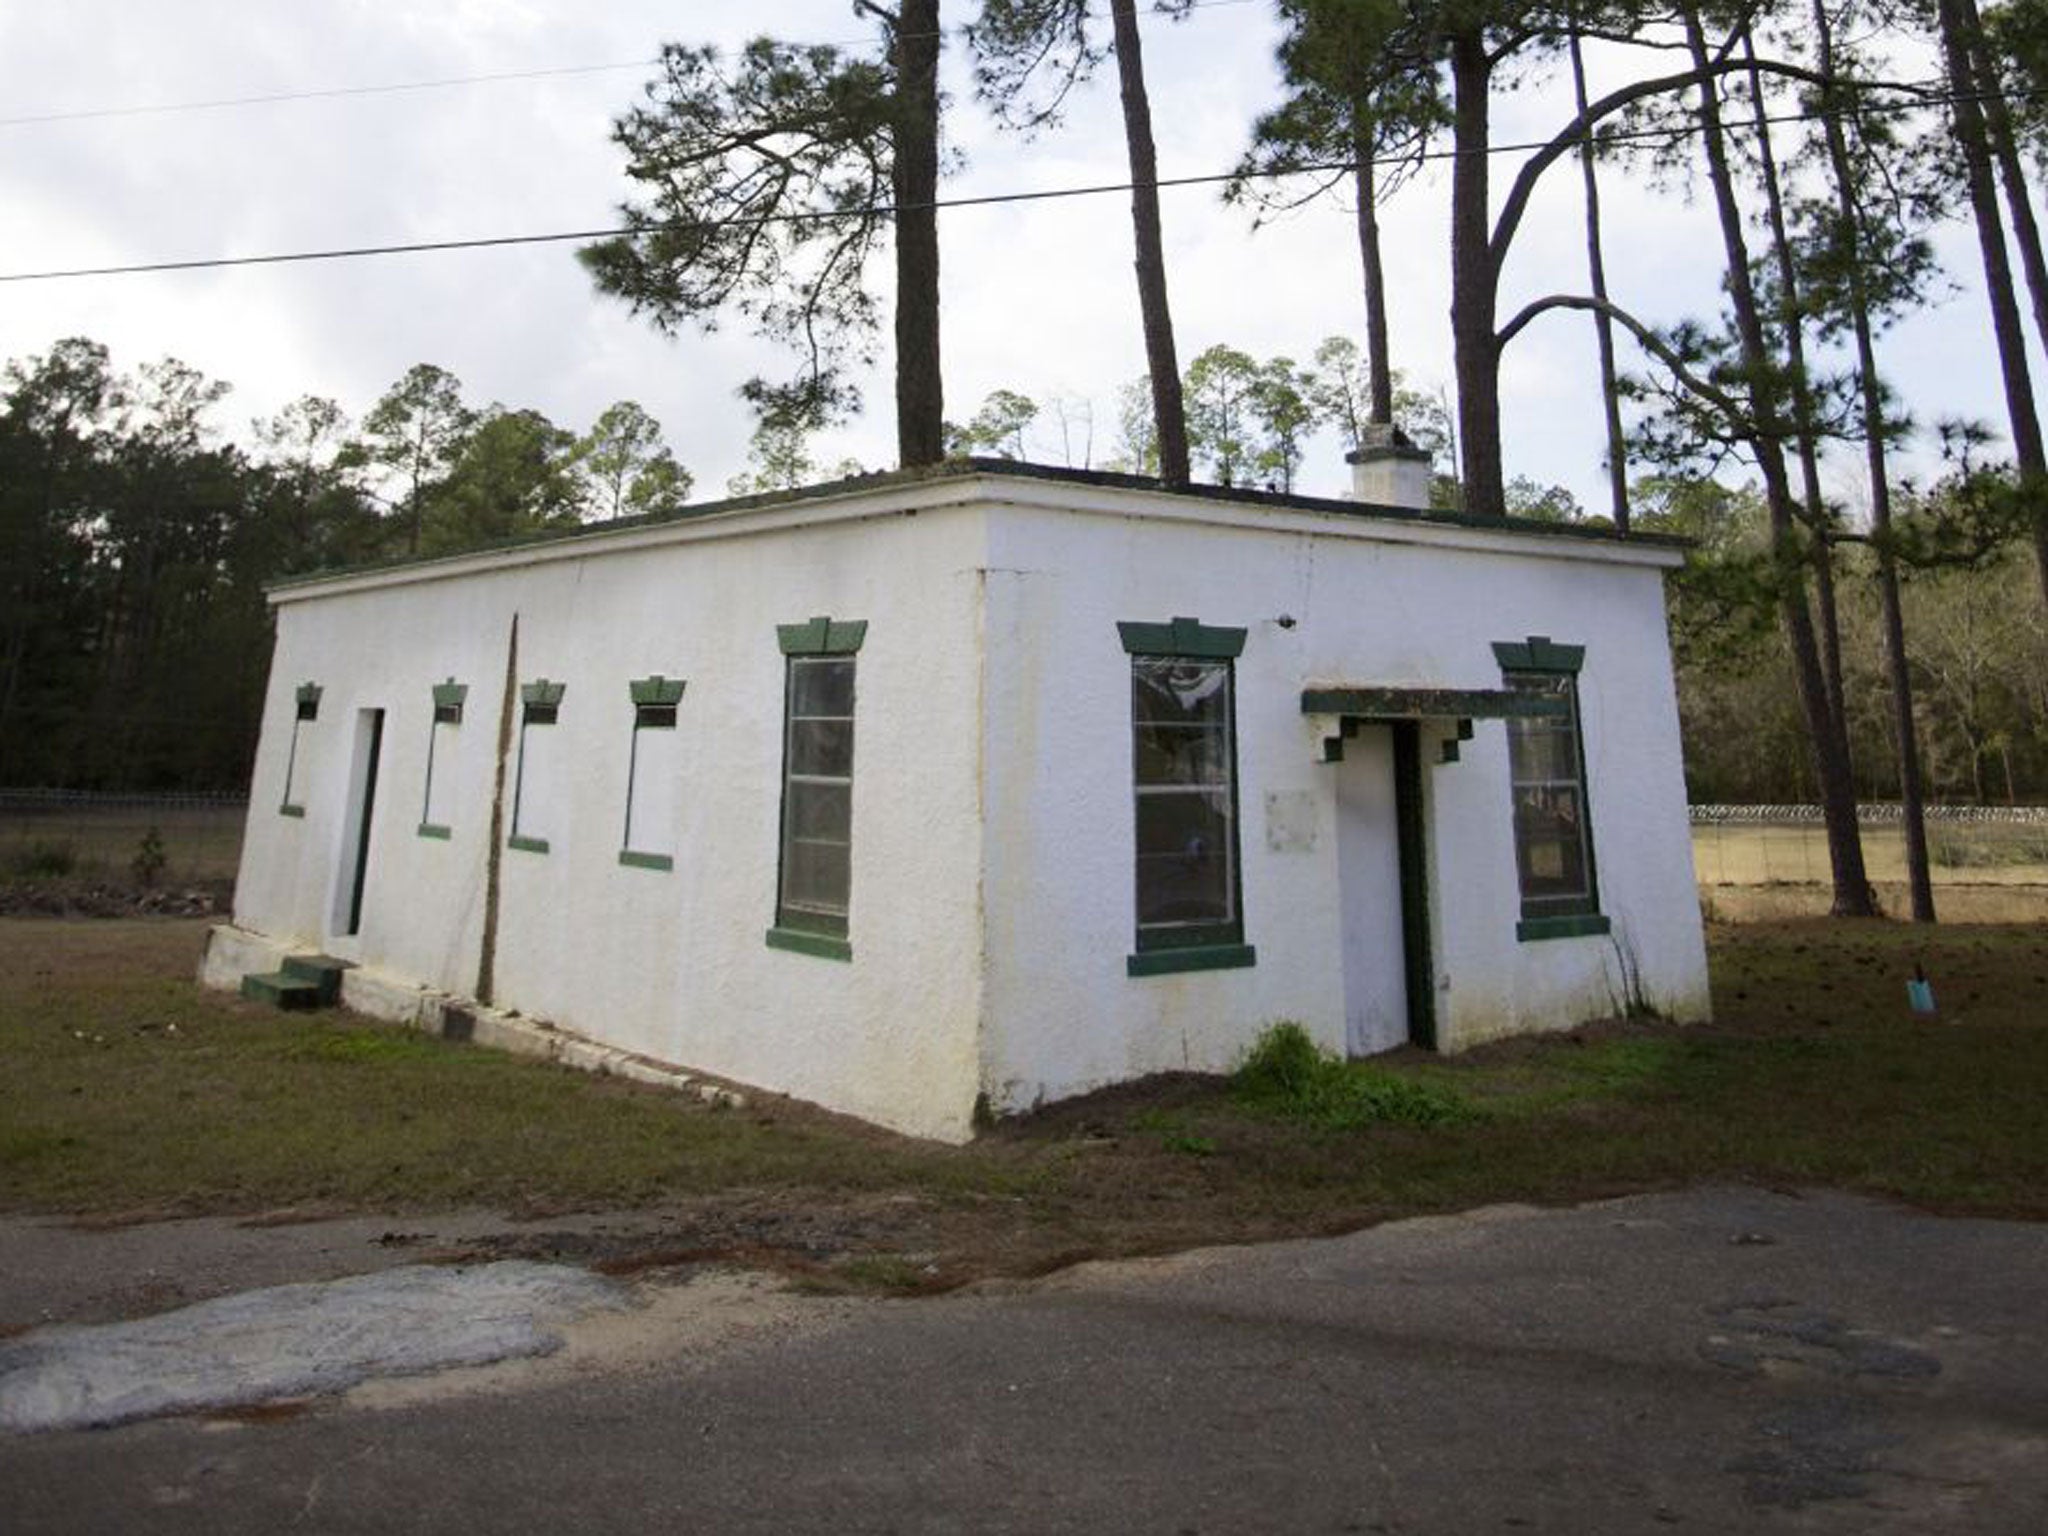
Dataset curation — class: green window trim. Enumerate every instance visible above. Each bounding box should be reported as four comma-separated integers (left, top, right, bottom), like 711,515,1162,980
777,616,868,656
629,674,686,707
1126,943,1257,978
507,834,550,855
1123,616,1250,961
1117,616,1247,659
765,926,852,962
623,674,686,862
423,678,466,833
294,682,322,721
280,803,306,818
1491,636,1585,675
774,618,863,946
1496,635,1603,933
417,822,452,840
1516,913,1611,943
520,679,567,708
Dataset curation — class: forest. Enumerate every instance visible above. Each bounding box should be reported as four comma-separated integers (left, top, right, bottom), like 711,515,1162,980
4,0,2047,920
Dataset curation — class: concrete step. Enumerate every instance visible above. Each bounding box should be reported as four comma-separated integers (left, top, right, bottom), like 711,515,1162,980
280,954,352,1006
240,972,324,1011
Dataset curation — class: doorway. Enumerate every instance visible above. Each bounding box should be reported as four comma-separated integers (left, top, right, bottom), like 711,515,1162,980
1333,720,1434,1053
331,707,385,939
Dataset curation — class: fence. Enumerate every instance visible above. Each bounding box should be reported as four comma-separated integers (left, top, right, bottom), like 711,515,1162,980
0,790,248,886
3,791,2043,900
1690,804,2048,889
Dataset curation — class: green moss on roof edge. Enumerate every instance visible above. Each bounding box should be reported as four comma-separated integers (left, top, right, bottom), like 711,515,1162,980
265,457,1688,594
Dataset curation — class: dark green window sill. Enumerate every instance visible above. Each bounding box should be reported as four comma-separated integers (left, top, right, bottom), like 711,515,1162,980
418,823,452,841
279,803,306,819
618,850,673,872
507,834,550,855
765,927,851,962
1127,943,1257,978
1516,912,1611,942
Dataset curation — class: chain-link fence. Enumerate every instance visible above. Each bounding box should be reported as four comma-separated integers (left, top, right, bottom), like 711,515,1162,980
1690,804,2048,889
0,790,247,887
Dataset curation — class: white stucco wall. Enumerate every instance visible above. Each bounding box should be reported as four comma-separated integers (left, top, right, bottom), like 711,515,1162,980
233,489,990,1141
227,469,1708,1140
972,487,1709,1114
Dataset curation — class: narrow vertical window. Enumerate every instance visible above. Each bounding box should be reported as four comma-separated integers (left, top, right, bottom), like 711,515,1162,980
1118,618,1255,976
620,675,684,871
509,680,564,854
767,616,866,961
418,679,465,839
280,683,320,816
1494,637,1608,941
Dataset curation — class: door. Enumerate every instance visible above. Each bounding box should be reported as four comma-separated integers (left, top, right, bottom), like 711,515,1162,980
1334,721,1434,1053
331,707,385,938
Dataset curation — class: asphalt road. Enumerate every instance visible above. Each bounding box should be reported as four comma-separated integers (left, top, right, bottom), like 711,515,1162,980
5,1186,2045,1534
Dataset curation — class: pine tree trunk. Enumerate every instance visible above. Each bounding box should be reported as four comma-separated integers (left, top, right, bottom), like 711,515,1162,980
1352,117,1394,425
1936,0,2048,611
1684,8,1873,916
1449,28,1501,516
1743,30,1848,734
1110,0,1190,488
892,0,946,467
1814,0,1936,921
1569,26,1629,530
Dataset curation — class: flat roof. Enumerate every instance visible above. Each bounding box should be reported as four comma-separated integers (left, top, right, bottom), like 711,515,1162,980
268,457,1687,599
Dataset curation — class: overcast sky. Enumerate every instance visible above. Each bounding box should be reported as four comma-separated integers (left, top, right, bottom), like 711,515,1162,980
0,1,2017,511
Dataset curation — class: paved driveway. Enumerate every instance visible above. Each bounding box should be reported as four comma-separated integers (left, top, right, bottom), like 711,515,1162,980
5,1187,2045,1533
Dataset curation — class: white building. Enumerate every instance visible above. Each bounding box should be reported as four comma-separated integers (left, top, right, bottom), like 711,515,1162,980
202,459,1710,1141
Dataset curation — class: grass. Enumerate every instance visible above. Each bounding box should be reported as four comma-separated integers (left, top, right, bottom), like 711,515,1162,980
1,916,2044,1290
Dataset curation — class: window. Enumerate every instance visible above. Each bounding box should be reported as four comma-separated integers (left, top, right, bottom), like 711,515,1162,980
279,682,320,816
1493,637,1609,941
620,675,685,871
767,616,866,961
1118,617,1256,977
509,679,564,854
418,679,465,839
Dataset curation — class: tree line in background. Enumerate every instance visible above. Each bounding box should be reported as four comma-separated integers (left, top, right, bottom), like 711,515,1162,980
584,0,2048,918
0,340,691,789
6,1,2048,922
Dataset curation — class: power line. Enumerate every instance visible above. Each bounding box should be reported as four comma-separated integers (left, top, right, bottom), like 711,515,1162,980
0,0,1262,130
0,78,1986,286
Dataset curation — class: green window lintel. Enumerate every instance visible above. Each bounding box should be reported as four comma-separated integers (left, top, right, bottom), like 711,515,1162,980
1491,636,1585,675
765,926,852,962
1127,944,1258,978
629,674,687,707
520,679,567,708
777,616,868,656
1117,616,1246,659
432,678,468,709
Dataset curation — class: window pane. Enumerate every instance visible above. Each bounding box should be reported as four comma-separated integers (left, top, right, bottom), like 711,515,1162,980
782,839,850,915
1134,722,1230,787
791,656,854,718
1135,790,1234,926
1509,719,1578,783
1514,786,1589,900
786,779,851,842
790,719,854,778
1133,659,1228,727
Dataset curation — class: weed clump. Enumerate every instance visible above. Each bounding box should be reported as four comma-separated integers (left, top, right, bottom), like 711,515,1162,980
1233,1023,1469,1131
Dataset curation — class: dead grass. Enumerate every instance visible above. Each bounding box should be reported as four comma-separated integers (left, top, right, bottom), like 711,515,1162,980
2,916,2044,1291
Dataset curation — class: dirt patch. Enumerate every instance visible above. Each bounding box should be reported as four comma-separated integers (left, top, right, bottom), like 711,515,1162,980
1703,881,2048,924
0,880,230,919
